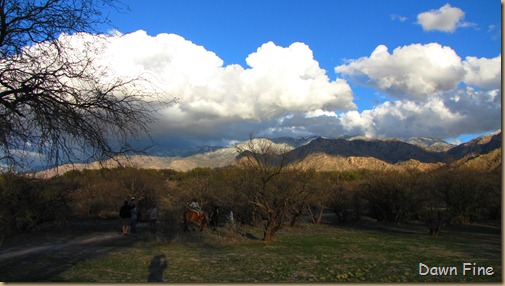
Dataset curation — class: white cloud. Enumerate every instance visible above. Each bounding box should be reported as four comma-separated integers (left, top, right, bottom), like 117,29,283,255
463,55,502,90
335,43,465,99
71,30,355,146
305,109,338,118
333,43,501,140
416,4,470,33
390,14,408,22
23,31,500,149
336,43,501,98
353,98,466,138
108,33,355,120
241,42,355,117
294,87,500,140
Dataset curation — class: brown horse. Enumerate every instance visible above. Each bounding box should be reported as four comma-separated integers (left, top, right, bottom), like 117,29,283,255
183,209,207,231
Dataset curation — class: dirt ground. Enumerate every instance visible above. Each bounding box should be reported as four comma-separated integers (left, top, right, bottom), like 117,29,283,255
0,218,151,282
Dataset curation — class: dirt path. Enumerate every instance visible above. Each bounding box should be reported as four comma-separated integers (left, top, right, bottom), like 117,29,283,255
0,232,120,260
0,219,149,282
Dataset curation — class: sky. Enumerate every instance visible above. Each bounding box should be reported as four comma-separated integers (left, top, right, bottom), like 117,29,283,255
80,0,502,149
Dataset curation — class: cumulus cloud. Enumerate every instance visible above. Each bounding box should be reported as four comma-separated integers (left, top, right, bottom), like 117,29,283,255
416,4,468,32
344,89,500,139
333,42,501,140
111,32,354,116
26,31,500,149
336,43,501,97
463,55,502,90
335,43,465,99
72,30,354,146
268,87,500,141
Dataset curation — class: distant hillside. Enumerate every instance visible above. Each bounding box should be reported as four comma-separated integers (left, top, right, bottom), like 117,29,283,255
293,153,445,172
446,130,502,160
451,147,502,172
285,137,446,164
33,131,501,177
404,137,454,152
34,138,294,177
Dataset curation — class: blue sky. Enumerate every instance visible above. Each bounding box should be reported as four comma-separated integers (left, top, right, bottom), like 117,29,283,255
86,0,502,148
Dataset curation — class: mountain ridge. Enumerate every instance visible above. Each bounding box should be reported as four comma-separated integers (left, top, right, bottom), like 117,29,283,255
33,130,501,178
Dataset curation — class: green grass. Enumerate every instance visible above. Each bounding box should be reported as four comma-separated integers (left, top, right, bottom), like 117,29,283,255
57,222,501,283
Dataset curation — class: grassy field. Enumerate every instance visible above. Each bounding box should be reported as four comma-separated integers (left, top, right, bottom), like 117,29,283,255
0,219,501,283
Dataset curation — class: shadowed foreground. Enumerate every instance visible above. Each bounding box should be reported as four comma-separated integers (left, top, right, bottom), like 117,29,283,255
0,218,501,283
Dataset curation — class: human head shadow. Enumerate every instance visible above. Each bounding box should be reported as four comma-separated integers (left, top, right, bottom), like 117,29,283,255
147,254,168,282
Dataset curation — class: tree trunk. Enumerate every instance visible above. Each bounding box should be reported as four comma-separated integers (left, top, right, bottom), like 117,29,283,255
262,212,283,241
289,209,302,227
316,207,324,225
263,228,273,241
263,217,274,241
307,206,317,224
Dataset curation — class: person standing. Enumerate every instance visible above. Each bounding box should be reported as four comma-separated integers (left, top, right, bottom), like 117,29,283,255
119,200,131,235
130,198,138,234
131,205,138,234
228,210,234,224
129,197,136,209
150,204,158,233
210,206,220,231
228,210,235,230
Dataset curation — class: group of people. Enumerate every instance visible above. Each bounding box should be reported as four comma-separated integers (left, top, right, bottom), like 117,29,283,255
119,197,158,235
187,198,234,229
120,197,234,235
187,198,233,218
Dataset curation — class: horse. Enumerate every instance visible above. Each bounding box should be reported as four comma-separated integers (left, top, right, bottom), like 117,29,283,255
183,209,207,232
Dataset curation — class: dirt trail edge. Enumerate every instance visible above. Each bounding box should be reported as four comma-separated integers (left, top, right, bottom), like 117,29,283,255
0,233,120,260
0,219,147,282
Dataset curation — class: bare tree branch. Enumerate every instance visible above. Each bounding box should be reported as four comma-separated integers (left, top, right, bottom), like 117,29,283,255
0,0,169,171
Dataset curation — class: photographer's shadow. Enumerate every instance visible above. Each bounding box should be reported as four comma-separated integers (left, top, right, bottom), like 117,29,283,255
147,254,168,282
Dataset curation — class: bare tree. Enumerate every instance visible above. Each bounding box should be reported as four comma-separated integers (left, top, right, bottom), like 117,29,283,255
178,168,214,209
237,136,296,241
0,0,164,170
304,171,333,224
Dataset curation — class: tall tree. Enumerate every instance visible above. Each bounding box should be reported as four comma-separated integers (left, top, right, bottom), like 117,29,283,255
237,137,297,241
0,0,163,170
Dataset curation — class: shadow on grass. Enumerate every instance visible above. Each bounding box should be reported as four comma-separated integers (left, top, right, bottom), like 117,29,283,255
443,223,501,235
329,216,501,238
243,232,260,240
147,254,169,282
336,220,427,236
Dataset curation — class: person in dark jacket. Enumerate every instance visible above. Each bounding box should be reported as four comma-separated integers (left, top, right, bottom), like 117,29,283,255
119,200,131,235
210,206,220,231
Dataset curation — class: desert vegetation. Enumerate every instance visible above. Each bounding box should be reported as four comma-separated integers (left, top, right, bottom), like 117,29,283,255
0,140,501,282
1,143,500,246
0,1,500,282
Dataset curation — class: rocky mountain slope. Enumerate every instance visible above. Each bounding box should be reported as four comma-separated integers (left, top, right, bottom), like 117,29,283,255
445,130,502,160
404,137,454,152
34,131,501,177
285,137,447,164
448,146,501,172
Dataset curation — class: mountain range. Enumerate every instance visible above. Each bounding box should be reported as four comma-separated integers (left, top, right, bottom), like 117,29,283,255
34,130,502,178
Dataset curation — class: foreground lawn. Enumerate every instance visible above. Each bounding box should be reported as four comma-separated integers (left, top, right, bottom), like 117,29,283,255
57,221,501,283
